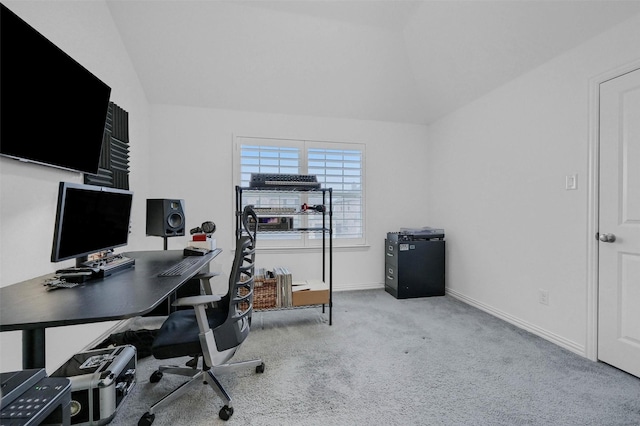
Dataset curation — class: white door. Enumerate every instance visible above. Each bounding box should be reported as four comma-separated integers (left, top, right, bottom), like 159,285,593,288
598,67,640,378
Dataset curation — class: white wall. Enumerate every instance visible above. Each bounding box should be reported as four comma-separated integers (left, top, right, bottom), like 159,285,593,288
0,1,150,373
146,105,430,292
426,14,640,356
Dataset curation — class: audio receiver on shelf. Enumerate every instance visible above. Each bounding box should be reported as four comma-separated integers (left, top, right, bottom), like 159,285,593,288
248,216,293,231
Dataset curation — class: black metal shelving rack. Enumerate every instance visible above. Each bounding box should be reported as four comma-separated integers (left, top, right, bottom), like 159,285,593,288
235,186,333,325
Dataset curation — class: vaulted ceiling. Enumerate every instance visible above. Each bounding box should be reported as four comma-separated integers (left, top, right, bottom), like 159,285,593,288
107,1,640,125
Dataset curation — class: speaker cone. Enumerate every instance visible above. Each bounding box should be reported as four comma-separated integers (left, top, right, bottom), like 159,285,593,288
167,212,183,228
70,400,81,417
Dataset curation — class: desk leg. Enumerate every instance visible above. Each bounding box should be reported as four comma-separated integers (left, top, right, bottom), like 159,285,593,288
168,292,177,313
23,328,45,369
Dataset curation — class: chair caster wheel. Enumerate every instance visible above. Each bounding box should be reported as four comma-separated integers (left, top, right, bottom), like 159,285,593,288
138,412,155,425
256,362,265,374
149,371,163,383
219,405,234,420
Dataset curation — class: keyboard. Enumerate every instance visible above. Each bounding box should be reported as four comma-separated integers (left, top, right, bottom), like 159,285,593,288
157,256,201,277
249,173,320,190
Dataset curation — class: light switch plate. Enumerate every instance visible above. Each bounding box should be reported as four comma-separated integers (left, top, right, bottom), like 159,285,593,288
565,174,578,190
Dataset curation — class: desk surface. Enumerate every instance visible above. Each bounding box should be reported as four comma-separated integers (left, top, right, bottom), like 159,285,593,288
0,249,221,332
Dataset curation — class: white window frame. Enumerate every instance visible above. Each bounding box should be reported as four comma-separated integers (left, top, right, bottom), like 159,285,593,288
233,136,366,248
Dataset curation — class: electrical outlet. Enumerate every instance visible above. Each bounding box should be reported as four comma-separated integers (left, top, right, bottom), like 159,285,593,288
539,289,549,305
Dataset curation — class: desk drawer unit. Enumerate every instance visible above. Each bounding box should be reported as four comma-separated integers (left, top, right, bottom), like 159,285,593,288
385,238,445,299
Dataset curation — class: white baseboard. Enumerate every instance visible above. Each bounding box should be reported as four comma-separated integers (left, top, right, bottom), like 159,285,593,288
334,282,383,292
446,288,586,357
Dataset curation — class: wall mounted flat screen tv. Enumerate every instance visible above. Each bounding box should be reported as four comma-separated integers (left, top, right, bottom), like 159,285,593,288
51,182,133,264
0,3,111,174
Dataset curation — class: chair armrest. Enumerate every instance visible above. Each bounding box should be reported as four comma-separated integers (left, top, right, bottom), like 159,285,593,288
172,294,222,307
194,272,219,280
193,272,221,295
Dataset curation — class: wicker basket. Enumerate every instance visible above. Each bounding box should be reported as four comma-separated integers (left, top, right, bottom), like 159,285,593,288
253,277,277,310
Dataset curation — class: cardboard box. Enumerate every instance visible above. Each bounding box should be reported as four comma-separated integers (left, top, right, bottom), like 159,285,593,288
292,281,329,306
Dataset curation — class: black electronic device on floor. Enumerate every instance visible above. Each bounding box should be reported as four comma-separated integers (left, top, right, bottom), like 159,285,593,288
385,228,445,299
0,368,71,425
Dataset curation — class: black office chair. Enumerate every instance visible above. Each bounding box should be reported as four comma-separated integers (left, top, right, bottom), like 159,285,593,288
139,206,264,425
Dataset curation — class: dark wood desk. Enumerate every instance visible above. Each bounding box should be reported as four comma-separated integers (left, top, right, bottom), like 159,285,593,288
0,249,221,369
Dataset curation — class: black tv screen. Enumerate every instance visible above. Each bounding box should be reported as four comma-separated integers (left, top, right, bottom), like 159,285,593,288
51,182,133,263
0,3,111,174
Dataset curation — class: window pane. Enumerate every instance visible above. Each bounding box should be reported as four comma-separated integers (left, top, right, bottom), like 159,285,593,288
239,145,300,187
308,148,363,240
239,144,301,241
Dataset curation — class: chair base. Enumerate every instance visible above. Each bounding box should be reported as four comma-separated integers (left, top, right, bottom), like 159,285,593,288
139,357,265,424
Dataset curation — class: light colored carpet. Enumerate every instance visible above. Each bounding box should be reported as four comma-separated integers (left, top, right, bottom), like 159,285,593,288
108,289,640,425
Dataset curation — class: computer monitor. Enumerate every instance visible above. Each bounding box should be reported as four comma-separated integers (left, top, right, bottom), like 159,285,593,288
51,182,133,265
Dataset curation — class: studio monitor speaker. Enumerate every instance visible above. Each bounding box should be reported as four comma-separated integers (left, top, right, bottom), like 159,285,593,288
146,199,185,237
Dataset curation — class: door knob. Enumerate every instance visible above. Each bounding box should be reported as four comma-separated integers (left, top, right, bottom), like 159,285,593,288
599,233,616,243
